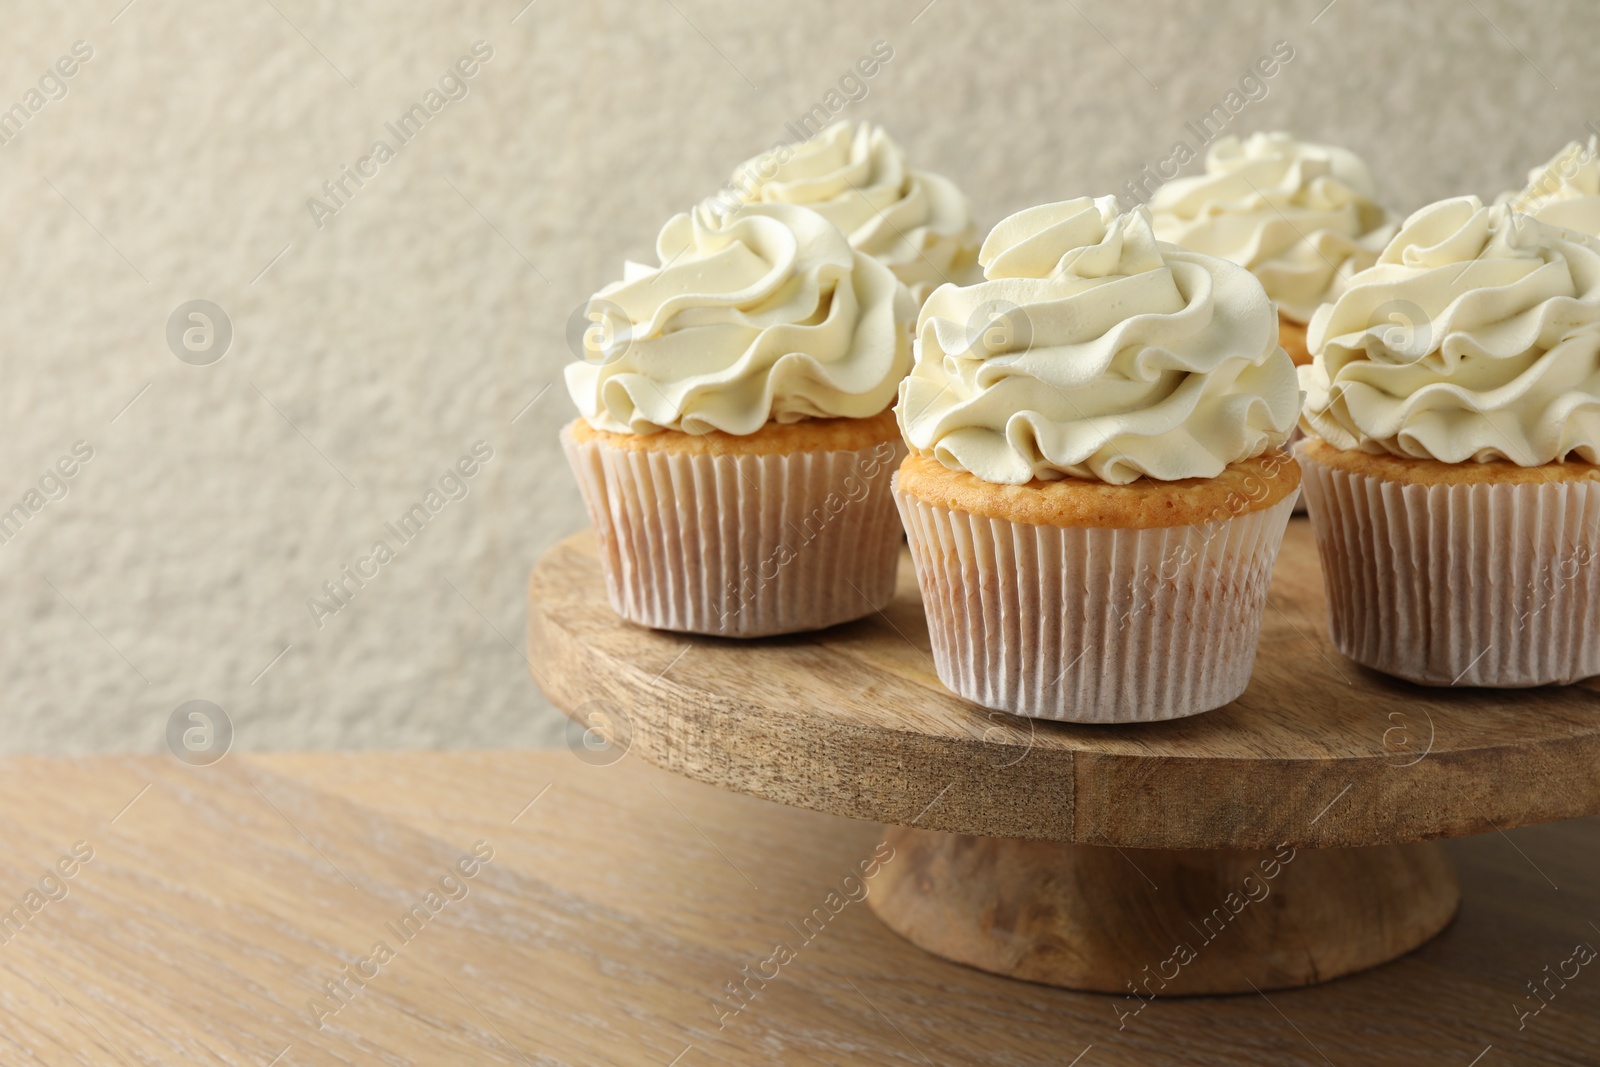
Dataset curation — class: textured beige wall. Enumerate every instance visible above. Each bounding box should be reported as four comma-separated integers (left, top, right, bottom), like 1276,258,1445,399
1,0,1593,754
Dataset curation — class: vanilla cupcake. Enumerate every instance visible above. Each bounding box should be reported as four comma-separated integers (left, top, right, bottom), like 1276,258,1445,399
564,201,915,637
1148,132,1396,368
1498,136,1600,236
1297,196,1600,686
715,121,979,307
895,196,1301,723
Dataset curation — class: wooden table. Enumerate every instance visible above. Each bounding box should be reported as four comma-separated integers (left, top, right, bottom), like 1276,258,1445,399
0,750,1596,1065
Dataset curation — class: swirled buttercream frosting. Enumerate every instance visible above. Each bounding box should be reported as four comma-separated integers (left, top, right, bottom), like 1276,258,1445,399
565,201,914,435
897,195,1300,485
1498,137,1600,238
1149,132,1395,323
720,121,978,304
1300,195,1600,464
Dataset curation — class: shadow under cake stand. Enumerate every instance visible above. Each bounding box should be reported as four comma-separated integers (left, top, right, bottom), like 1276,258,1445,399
527,519,1600,995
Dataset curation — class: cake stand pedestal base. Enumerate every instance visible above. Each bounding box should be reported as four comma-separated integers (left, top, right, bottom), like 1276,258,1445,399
868,827,1461,994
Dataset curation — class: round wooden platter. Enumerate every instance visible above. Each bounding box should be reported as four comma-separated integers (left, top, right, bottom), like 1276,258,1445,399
527,517,1600,993
528,519,1600,851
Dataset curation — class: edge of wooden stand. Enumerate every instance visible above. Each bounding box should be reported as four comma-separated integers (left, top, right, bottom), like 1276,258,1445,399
529,526,1600,850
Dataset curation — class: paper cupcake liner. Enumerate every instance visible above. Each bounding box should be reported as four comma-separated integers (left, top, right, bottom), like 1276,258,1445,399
1297,446,1600,687
563,426,906,637
894,482,1296,723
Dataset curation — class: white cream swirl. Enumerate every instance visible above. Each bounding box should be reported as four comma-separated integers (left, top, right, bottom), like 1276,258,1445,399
1499,137,1600,238
897,196,1300,485
1300,196,1600,464
722,121,978,304
565,202,914,435
1149,132,1395,323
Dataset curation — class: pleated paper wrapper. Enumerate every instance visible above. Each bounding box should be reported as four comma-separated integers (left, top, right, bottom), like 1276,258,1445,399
894,482,1296,723
562,426,906,638
1297,444,1600,687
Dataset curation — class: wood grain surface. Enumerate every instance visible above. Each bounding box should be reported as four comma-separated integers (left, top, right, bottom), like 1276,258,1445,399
869,829,1461,994
0,750,1595,1065
528,519,1600,849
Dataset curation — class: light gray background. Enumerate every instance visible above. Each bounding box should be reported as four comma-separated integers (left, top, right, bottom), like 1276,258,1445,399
2,0,1592,754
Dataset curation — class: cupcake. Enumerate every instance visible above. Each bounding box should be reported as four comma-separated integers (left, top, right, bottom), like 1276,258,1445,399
1498,136,1600,237
1148,132,1396,369
563,200,915,637
712,121,979,307
1297,196,1600,686
895,196,1302,723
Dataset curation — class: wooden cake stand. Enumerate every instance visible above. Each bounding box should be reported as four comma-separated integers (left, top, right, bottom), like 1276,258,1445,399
527,518,1600,995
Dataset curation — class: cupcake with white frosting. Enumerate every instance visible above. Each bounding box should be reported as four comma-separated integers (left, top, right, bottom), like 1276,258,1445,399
1297,196,1600,686
1149,132,1396,367
718,121,979,307
564,200,915,637
894,196,1302,723
1498,136,1600,237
